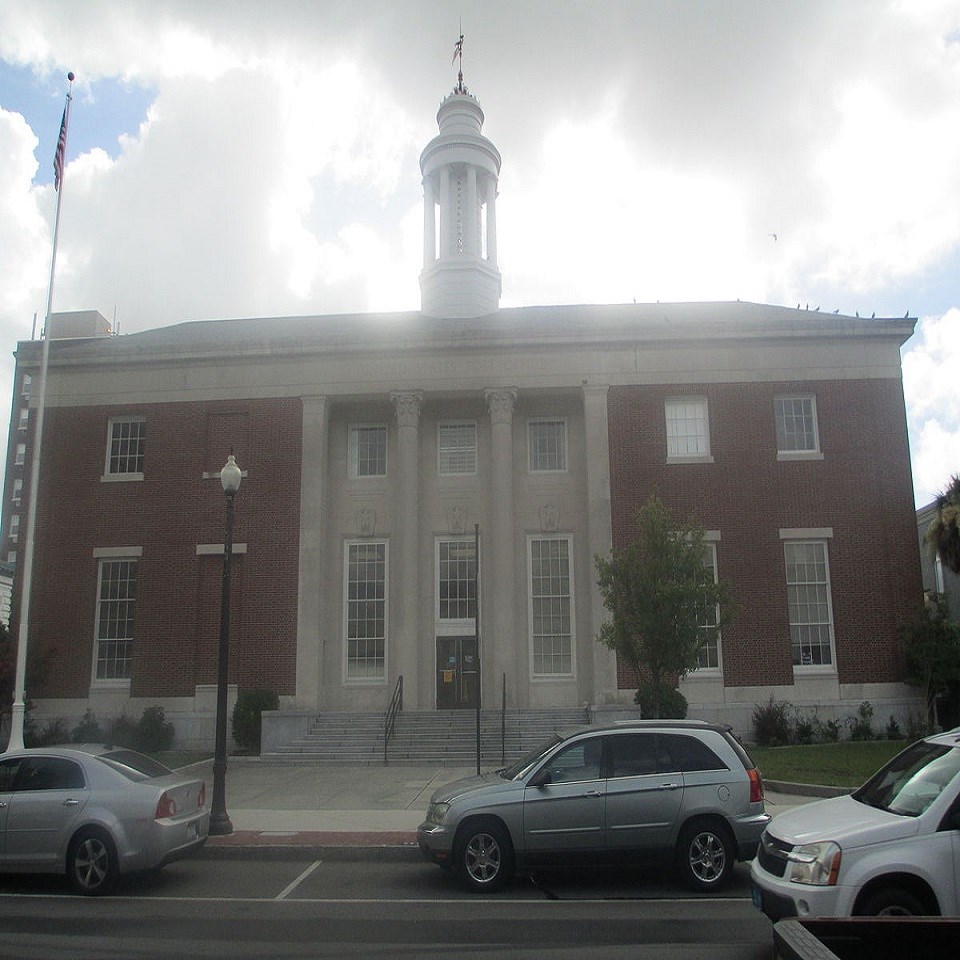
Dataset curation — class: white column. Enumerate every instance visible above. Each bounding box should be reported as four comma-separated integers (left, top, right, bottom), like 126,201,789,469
485,178,498,267
438,167,451,259
485,389,518,708
582,385,619,703
422,176,436,267
296,395,328,708
466,166,478,257
392,392,422,707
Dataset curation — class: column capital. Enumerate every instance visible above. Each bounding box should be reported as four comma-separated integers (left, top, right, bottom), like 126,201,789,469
391,391,423,428
485,388,517,424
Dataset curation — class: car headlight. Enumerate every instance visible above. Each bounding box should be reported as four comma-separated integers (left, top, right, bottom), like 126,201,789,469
427,801,450,824
785,841,842,886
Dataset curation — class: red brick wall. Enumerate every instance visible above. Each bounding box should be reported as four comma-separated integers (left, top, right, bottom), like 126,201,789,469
27,398,302,699
607,379,923,689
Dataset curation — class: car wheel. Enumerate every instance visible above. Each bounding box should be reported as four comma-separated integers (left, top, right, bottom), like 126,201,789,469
858,887,928,917
68,828,119,896
677,821,734,891
455,819,513,893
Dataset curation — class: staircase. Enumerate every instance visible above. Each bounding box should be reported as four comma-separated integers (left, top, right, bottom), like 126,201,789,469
260,707,590,765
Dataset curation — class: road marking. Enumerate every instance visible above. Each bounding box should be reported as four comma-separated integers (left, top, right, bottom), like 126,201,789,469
274,860,323,900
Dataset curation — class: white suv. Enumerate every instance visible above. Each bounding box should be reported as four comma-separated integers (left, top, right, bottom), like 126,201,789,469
751,728,960,918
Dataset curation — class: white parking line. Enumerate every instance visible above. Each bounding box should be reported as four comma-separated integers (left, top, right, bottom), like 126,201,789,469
274,860,323,900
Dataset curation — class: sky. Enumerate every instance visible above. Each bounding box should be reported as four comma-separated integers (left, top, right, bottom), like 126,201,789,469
0,0,958,506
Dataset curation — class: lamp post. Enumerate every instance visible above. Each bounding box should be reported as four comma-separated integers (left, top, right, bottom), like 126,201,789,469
209,453,241,836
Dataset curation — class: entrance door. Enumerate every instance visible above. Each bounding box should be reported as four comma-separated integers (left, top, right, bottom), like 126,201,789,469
436,636,478,709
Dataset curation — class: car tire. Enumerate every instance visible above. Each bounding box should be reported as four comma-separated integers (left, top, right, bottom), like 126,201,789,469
68,827,119,896
676,821,735,891
858,887,928,917
455,819,513,893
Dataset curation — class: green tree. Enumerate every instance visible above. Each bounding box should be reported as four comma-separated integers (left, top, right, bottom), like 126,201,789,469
595,495,731,718
899,594,960,728
925,474,960,574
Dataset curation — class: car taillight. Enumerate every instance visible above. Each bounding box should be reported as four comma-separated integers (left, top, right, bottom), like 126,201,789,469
155,792,177,819
198,783,206,809
748,767,764,803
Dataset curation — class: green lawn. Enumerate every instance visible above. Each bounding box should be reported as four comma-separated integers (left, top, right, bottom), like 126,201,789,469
749,740,909,789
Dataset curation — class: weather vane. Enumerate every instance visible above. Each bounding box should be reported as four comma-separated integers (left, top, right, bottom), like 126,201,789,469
452,25,465,93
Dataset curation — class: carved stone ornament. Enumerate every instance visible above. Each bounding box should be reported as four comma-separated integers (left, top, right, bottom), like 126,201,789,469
539,502,560,532
391,392,423,428
449,504,467,534
485,388,517,425
355,507,377,537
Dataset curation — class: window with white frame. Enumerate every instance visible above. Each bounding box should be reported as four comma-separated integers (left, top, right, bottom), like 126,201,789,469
665,398,710,458
528,419,567,472
95,558,138,680
9,515,20,542
11,479,22,504
17,408,28,432
344,541,387,680
775,396,819,454
529,536,574,676
348,425,387,478
15,444,25,466
20,374,31,397
6,551,15,565
437,538,476,620
784,540,835,667
438,422,477,476
697,542,721,670
105,418,146,477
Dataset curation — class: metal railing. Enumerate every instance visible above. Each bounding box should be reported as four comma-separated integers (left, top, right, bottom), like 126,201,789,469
383,675,403,765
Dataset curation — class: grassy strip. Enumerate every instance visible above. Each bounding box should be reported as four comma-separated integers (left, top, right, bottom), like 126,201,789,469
750,740,908,789
153,750,213,769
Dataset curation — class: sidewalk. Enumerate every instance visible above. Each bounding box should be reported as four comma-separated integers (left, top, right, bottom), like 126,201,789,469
195,757,827,859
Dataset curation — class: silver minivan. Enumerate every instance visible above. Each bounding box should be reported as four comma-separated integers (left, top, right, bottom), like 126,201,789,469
418,719,770,891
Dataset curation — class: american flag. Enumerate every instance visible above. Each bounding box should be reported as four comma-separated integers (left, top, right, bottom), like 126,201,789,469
53,106,67,191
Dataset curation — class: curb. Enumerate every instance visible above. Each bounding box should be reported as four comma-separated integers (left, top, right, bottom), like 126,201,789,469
199,830,421,862
765,779,851,799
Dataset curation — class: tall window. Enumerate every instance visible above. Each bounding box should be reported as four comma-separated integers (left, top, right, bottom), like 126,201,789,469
95,559,137,680
17,408,28,432
438,539,476,620
15,444,25,466
528,419,567,472
665,398,710,457
438,422,477,476
345,541,387,680
529,536,574,676
106,418,146,477
9,515,20,542
697,542,721,670
348,425,387,478
11,479,22,503
784,540,834,667
775,396,819,454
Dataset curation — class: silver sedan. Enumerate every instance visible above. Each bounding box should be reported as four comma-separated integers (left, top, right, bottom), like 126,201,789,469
0,744,209,894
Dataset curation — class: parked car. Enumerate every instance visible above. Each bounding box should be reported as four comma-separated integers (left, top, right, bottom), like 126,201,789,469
751,727,960,919
0,744,209,895
418,719,769,892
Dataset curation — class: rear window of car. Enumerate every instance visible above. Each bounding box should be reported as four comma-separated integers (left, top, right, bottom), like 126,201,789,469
96,750,173,781
661,733,728,772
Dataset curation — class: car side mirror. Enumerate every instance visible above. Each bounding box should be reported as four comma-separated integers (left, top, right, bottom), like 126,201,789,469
529,768,552,788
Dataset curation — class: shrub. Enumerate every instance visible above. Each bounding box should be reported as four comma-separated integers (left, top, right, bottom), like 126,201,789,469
904,711,932,741
813,717,841,743
848,700,875,741
885,715,902,740
104,714,137,749
25,717,69,747
71,708,103,743
753,696,793,746
794,714,815,745
232,689,279,752
134,705,174,753
634,682,688,719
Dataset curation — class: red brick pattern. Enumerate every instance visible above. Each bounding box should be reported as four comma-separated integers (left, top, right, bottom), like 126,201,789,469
27,398,302,699
607,379,922,689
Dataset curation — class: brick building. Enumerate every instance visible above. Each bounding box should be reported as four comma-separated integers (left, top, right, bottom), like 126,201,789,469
2,82,923,744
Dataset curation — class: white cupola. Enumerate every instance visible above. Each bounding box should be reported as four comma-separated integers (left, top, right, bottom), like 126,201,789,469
419,79,502,318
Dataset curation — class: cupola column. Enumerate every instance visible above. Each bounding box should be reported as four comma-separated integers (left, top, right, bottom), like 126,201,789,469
485,177,497,267
422,177,436,267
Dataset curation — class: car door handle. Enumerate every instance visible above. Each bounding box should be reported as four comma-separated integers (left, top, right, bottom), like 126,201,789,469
659,782,681,790
584,790,604,797
63,798,82,806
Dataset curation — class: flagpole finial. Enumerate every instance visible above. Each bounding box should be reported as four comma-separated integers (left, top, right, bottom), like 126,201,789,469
67,71,75,82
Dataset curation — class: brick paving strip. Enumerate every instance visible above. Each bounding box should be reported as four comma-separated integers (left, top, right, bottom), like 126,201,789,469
206,830,419,847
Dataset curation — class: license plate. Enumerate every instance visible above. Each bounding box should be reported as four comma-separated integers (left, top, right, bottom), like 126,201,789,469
751,884,763,911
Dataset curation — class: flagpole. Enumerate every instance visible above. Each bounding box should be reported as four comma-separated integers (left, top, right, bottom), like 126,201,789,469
7,71,75,752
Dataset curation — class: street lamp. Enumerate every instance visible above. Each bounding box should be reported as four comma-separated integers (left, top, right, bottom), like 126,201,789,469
209,452,241,836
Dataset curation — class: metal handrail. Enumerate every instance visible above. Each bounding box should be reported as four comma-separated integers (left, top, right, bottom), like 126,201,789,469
383,675,403,765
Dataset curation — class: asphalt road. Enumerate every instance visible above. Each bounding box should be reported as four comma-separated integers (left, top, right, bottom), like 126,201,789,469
0,858,776,959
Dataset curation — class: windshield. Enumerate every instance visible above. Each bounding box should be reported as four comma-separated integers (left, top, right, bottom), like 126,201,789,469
853,741,960,817
501,734,563,780
97,749,174,782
